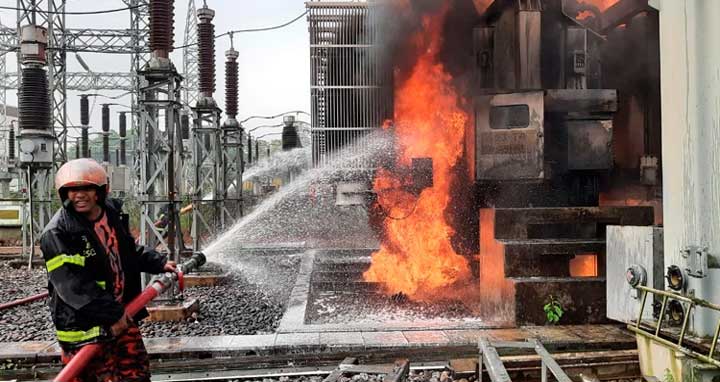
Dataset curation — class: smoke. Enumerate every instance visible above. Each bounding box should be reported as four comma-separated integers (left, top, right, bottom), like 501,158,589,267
373,0,483,87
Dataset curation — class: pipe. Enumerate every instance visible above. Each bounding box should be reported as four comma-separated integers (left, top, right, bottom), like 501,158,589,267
0,291,49,311
53,252,206,382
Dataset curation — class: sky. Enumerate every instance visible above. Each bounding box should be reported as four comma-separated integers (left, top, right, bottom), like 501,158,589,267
0,0,311,141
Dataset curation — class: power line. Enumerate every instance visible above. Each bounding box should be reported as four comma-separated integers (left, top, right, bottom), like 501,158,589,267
0,4,145,15
175,10,308,50
241,110,310,124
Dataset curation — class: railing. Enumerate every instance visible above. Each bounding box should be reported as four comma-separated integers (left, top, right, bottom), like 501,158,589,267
628,285,720,367
478,338,572,382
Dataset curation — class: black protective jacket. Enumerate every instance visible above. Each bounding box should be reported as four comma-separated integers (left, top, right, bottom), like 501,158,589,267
40,198,167,349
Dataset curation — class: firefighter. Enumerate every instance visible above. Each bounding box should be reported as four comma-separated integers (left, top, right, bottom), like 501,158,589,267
40,158,177,382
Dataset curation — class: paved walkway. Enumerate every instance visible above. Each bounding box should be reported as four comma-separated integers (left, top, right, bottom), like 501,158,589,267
0,325,635,363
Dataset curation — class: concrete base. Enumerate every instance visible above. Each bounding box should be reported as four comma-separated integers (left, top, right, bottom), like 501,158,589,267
146,299,200,322
183,272,228,287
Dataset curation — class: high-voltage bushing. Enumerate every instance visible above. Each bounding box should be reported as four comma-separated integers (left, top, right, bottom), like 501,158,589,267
81,127,89,159
221,37,243,219
119,112,127,166
224,46,239,124
181,112,190,140
149,0,175,58
282,115,302,151
8,127,16,163
101,104,111,163
196,3,216,106
16,25,54,169
80,95,89,126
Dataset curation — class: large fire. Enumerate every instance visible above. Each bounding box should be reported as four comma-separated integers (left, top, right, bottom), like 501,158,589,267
362,5,472,299
579,0,620,12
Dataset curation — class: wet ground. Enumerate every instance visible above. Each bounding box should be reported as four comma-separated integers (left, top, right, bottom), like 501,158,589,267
0,256,300,342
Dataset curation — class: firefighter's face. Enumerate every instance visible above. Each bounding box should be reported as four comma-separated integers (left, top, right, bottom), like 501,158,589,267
66,186,99,213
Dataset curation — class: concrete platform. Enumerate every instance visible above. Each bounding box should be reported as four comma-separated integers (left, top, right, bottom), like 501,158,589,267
0,324,636,364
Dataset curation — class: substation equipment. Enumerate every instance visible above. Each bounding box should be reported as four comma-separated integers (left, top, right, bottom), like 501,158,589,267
0,0,245,259
310,0,720,377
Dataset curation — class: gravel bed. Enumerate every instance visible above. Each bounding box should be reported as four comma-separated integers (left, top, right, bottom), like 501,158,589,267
0,262,53,342
140,256,300,337
0,255,300,342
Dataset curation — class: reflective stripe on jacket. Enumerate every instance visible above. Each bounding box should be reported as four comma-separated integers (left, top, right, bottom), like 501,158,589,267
40,198,168,349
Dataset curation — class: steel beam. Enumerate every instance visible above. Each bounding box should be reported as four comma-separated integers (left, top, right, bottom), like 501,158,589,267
1,72,134,91
0,28,149,54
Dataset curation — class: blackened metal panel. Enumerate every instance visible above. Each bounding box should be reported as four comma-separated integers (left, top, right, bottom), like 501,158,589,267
493,9,517,90
517,10,542,89
567,119,613,170
565,27,587,89
476,91,545,180
473,27,495,90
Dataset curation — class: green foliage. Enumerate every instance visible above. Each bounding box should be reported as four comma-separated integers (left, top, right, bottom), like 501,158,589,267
663,368,675,382
543,295,565,324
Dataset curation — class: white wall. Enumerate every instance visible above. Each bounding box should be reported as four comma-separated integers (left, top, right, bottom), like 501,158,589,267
650,0,720,336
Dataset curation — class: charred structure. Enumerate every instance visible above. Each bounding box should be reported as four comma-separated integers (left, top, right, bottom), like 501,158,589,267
308,0,661,326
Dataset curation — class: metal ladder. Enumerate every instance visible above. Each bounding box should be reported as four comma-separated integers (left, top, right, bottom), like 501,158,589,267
478,338,572,382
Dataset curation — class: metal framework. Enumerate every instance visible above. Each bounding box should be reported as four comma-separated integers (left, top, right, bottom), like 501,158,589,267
1,72,133,91
628,284,720,367
307,1,391,167
182,0,199,109
478,338,572,382
137,66,185,261
191,105,222,250
221,123,242,221
14,0,65,250
0,27,148,54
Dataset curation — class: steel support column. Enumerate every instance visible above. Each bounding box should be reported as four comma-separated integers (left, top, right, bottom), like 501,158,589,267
191,106,222,250
137,66,185,262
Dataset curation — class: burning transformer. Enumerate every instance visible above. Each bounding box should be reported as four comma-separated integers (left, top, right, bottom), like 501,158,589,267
471,0,617,207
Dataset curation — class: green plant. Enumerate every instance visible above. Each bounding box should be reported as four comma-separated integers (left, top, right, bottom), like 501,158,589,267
543,295,564,324
663,368,675,382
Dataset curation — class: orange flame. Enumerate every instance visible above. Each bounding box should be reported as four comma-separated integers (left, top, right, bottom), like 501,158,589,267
473,0,493,14
363,5,472,299
579,0,620,12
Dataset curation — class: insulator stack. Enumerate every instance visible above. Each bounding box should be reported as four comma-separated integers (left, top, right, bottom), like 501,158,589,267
102,104,110,163
181,113,190,139
225,49,239,119
80,95,89,126
149,0,175,57
247,135,252,164
197,5,216,98
8,128,15,161
81,127,89,158
119,112,127,165
75,138,80,159
282,115,301,151
18,67,50,132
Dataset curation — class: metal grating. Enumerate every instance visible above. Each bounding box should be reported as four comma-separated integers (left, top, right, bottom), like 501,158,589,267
307,0,392,168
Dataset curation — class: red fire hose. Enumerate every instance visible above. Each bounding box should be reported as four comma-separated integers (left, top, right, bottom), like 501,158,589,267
0,291,49,311
53,252,206,382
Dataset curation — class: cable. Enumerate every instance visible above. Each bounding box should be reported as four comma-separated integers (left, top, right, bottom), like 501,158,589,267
175,10,309,50
0,4,145,15
241,110,310,124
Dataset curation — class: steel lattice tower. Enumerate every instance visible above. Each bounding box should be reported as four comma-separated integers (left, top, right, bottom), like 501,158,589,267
137,0,186,262
190,1,223,250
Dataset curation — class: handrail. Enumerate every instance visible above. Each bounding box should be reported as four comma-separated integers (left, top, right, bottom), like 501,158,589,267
630,285,720,367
